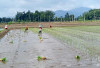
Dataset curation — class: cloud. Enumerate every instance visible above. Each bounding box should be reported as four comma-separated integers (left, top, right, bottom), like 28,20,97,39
0,0,100,17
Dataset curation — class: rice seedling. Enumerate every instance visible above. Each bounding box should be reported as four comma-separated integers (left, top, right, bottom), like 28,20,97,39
37,56,42,61
42,26,100,58
31,26,100,59
23,40,27,42
9,40,13,43
37,56,47,61
75,55,80,60
0,57,7,63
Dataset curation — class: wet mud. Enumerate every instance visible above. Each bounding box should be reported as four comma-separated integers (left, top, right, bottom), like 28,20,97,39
0,29,100,68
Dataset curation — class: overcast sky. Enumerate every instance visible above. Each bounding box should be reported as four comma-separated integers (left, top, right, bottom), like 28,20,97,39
0,0,100,17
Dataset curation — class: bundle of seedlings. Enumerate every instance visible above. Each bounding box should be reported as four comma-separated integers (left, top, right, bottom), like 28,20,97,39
37,56,47,61
0,57,7,63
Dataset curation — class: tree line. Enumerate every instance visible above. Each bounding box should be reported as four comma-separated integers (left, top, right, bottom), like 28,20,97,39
0,10,75,23
0,17,12,23
15,10,55,22
15,10,75,22
77,9,100,21
1,9,100,23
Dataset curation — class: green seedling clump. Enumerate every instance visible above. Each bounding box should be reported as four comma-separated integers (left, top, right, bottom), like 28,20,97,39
37,56,47,61
38,36,42,40
0,57,7,63
37,56,42,61
75,55,80,60
2,57,6,62
23,40,27,42
9,41,13,43
8,22,12,25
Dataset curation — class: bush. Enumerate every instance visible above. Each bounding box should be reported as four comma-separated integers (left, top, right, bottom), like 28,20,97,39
8,22,13,25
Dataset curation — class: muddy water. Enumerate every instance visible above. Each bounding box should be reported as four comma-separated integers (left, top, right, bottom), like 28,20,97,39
0,29,100,68
0,28,3,32
0,29,3,31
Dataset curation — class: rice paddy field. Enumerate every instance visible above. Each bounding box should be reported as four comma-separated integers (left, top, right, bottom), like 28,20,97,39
32,26,100,59
0,28,4,32
1,25,100,68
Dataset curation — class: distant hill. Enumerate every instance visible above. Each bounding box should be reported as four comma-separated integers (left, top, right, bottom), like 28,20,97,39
54,7,91,18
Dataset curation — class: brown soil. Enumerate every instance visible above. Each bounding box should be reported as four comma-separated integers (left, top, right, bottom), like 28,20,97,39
1,22,100,39
0,29,10,39
0,22,100,29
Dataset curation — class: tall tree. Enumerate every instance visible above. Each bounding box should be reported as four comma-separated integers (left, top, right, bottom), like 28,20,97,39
65,12,70,21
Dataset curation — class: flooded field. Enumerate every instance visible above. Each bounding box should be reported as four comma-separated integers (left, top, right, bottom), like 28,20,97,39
43,26,100,57
0,29,100,68
0,28,3,31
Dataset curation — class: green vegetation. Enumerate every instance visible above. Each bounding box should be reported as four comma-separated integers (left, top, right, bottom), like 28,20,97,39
34,26,100,58
0,57,7,63
9,40,13,44
0,29,4,33
37,56,42,61
23,40,27,42
0,17,12,23
1,9,100,23
37,56,46,61
2,57,6,62
75,55,80,60
78,9,100,21
0,31,2,32
30,28,39,33
14,9,100,22
15,10,55,22
8,22,13,25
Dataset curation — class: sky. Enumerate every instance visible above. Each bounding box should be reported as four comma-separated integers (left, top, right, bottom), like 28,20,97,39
0,0,100,17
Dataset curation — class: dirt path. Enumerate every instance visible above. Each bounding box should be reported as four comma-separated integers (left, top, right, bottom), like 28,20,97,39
0,29,100,68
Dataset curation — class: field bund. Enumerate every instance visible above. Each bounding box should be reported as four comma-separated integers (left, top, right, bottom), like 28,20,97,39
0,29,10,39
0,22,100,28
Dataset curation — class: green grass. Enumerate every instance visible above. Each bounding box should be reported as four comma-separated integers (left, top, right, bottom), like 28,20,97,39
65,26,100,33
31,26,100,58
0,29,4,33
44,26,100,57
37,56,42,61
29,28,39,33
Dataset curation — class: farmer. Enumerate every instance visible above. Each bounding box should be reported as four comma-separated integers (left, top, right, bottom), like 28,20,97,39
25,25,28,31
5,25,8,29
50,25,52,28
38,24,42,36
38,24,43,42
